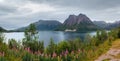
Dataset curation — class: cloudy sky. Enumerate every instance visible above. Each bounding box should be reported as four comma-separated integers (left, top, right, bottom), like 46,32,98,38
0,0,120,30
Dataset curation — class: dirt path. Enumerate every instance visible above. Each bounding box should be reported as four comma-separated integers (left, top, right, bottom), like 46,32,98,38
95,39,120,61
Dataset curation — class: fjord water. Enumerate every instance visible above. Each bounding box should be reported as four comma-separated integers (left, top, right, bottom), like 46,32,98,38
4,31,96,46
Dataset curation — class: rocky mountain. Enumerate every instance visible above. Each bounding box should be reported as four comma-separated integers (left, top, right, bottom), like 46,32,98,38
16,20,62,31
61,14,99,31
93,20,120,30
93,21,109,29
15,13,104,32
106,21,120,29
64,14,93,26
34,20,62,30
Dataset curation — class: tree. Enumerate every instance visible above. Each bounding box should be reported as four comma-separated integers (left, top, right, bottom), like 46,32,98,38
0,32,8,53
24,24,38,42
100,30,108,41
95,30,108,46
28,41,44,53
84,34,92,44
118,28,120,38
8,39,19,49
0,32,5,44
69,38,81,51
23,24,44,53
46,38,57,55
57,41,70,54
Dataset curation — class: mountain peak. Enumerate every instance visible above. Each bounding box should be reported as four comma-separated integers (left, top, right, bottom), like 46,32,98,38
78,13,86,16
63,13,98,31
64,13,93,26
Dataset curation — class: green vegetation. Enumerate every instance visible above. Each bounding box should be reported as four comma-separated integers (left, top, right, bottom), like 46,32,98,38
0,24,120,61
0,27,6,32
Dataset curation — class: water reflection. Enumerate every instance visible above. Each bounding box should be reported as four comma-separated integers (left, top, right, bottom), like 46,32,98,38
4,31,96,46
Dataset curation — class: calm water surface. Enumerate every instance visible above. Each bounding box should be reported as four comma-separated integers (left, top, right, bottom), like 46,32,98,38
4,31,96,46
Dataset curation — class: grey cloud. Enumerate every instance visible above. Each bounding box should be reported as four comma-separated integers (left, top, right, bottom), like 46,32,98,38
0,0,120,30
0,4,17,16
29,0,120,10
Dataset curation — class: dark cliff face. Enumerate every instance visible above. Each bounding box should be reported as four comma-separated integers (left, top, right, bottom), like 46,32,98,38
63,14,94,26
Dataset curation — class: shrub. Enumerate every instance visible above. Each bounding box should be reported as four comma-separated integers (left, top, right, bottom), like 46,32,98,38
0,57,7,61
57,41,70,54
8,39,19,49
118,28,120,38
46,38,57,55
0,32,5,44
22,52,33,61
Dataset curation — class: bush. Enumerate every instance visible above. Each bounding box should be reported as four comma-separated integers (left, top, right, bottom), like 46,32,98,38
118,28,120,38
8,39,19,49
22,52,33,61
46,38,57,55
69,38,82,51
57,41,70,54
0,43,8,53
0,32,5,44
0,57,7,61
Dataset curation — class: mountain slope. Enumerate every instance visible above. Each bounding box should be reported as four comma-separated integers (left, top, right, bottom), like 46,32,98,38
93,21,109,29
61,14,99,31
34,20,62,30
16,20,62,31
106,21,120,29
0,27,6,32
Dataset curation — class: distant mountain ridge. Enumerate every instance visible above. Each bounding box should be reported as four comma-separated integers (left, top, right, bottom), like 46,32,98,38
14,13,120,32
106,21,120,29
93,20,120,30
93,21,109,29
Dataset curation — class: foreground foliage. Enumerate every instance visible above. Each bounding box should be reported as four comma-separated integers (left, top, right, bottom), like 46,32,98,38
0,25,120,61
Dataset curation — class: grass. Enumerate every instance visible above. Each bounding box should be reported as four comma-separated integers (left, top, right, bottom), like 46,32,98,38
112,39,120,49
111,39,120,59
113,54,120,59
102,58,110,61
110,39,120,59
95,39,120,61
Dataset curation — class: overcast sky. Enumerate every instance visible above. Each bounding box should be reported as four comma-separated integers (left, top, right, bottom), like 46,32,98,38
0,0,120,30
